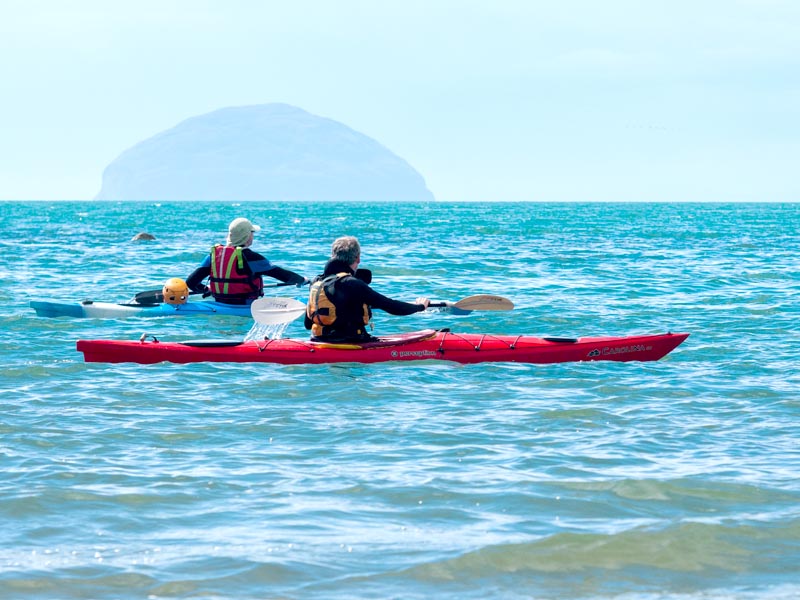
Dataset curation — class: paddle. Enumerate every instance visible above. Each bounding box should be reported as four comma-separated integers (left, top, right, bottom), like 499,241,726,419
250,297,308,325
133,290,200,305
134,280,302,305
250,294,514,325
428,294,514,314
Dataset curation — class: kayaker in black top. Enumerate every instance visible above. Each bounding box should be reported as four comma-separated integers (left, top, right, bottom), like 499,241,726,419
305,236,429,342
186,217,307,305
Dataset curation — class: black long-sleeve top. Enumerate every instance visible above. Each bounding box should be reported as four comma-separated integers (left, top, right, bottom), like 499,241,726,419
303,260,424,336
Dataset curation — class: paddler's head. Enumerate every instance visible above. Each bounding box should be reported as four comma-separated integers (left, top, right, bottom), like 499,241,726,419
227,217,261,247
331,236,361,271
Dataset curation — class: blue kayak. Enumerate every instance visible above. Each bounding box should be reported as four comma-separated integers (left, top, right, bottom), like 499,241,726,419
30,299,253,319
31,292,508,320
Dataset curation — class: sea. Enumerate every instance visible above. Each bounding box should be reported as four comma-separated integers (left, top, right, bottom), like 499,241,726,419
1,201,798,600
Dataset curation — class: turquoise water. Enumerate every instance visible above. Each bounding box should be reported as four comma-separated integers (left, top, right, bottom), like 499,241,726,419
2,201,798,599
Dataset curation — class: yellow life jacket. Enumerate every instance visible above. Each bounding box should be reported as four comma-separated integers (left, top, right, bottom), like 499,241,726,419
307,273,370,338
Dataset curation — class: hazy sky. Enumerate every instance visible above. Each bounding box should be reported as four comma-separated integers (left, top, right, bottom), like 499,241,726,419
1,0,798,201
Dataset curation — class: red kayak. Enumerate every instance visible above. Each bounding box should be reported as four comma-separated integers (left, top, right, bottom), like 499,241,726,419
76,329,689,365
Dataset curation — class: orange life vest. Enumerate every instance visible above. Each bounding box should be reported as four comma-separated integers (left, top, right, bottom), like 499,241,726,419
307,273,370,338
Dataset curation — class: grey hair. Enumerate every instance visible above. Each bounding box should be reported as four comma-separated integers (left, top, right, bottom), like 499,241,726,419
331,236,361,264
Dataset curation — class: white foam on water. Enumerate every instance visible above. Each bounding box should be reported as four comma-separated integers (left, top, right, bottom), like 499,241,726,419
243,321,291,341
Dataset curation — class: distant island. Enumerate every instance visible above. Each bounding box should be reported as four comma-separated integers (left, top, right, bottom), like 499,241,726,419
95,103,434,201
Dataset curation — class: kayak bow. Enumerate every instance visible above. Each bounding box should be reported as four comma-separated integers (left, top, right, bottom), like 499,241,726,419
76,330,689,365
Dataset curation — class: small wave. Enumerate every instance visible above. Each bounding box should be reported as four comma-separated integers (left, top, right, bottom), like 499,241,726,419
391,518,800,597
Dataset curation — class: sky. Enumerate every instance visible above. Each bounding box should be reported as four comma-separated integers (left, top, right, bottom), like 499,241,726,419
0,0,798,202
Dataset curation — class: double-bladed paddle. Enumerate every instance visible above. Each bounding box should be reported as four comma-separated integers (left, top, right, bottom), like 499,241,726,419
134,280,302,305
250,294,514,325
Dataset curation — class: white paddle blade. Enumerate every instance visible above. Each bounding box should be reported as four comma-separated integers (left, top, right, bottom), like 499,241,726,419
452,294,514,311
250,297,307,325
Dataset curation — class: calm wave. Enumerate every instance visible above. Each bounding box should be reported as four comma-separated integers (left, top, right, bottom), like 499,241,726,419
2,201,798,599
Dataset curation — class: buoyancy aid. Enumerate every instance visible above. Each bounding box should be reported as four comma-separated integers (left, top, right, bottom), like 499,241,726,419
208,245,263,302
307,273,371,338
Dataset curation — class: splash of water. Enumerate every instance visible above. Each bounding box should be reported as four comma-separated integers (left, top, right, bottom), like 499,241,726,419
243,321,291,341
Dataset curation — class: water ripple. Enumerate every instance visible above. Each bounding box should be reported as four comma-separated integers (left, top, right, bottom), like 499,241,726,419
2,201,799,599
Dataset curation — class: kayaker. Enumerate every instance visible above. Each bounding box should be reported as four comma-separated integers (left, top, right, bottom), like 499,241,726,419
305,235,429,342
186,217,308,305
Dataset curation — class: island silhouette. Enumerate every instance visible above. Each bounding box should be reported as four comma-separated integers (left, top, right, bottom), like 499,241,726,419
95,103,434,201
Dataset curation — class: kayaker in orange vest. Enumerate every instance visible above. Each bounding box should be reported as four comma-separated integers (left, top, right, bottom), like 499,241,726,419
305,235,429,342
186,217,308,305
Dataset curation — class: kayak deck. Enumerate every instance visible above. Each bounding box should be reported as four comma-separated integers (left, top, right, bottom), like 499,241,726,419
76,329,689,365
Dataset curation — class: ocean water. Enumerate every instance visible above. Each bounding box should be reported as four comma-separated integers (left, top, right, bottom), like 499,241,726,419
1,201,798,600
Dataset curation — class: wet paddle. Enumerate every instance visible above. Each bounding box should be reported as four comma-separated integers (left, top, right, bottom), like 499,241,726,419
250,297,308,325
428,294,514,314
250,294,514,325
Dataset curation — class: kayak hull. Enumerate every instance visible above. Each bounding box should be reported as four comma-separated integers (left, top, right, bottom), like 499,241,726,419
31,300,252,319
77,330,689,365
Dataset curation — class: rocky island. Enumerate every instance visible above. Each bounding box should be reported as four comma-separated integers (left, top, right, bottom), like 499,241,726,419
95,103,434,202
